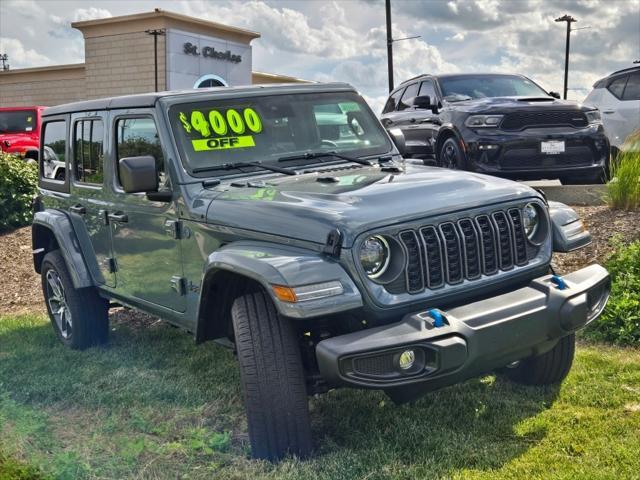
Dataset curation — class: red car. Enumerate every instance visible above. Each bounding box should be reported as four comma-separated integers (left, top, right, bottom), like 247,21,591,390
0,106,45,159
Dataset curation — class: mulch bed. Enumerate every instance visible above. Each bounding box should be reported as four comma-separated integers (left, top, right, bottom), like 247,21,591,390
1,206,639,316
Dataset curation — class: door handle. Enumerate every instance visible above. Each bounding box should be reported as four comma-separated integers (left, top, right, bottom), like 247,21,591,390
409,118,416,123
602,110,615,114
69,204,86,215
107,212,128,223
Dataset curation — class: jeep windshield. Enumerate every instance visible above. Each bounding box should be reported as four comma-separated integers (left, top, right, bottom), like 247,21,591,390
168,92,392,177
0,110,36,133
440,75,550,102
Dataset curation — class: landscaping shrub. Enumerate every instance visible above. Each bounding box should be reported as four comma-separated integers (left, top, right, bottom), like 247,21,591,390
607,130,640,210
584,239,640,345
0,152,38,231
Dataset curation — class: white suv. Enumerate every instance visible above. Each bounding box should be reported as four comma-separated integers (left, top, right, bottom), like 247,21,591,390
584,66,639,153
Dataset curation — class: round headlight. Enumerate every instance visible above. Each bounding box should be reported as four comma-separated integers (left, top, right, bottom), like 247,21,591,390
360,235,390,278
522,203,539,239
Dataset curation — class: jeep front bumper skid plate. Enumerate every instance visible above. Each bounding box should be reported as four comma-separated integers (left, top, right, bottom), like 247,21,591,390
316,264,610,390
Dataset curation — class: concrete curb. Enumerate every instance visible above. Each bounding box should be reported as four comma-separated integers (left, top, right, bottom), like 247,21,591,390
534,184,607,206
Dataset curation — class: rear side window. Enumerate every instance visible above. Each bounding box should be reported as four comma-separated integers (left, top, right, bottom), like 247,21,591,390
41,121,66,181
382,89,403,114
74,120,104,185
607,75,628,99
398,83,419,110
116,117,166,187
622,72,640,101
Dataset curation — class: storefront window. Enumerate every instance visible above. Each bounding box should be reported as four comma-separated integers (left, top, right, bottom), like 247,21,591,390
194,74,227,89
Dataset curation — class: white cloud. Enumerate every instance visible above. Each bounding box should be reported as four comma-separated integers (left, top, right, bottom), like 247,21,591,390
72,7,112,22
0,37,52,68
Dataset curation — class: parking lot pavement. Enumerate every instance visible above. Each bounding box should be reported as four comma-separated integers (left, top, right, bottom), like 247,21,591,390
521,179,606,206
523,179,563,187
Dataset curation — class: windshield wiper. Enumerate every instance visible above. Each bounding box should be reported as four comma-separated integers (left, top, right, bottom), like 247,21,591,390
192,161,297,176
278,151,376,167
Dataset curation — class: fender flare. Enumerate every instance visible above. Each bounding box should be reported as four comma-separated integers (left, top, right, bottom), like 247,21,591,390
32,210,94,289
199,241,363,320
547,201,592,252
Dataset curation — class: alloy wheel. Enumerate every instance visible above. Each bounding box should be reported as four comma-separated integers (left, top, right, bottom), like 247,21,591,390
442,142,459,169
45,269,72,339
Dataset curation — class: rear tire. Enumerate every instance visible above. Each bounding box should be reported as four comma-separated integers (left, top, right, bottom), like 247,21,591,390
506,334,575,385
231,289,312,461
41,250,109,349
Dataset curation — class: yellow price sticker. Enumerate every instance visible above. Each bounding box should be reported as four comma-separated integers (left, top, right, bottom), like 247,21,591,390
192,135,256,151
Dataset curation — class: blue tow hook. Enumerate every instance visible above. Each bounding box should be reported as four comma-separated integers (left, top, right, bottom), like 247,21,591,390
551,275,568,290
428,309,444,328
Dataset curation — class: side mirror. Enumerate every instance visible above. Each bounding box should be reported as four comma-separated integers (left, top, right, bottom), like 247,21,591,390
388,128,406,156
549,91,561,99
119,155,158,193
412,95,432,109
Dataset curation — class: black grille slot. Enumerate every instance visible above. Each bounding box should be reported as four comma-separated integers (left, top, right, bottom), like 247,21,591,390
458,219,481,280
475,215,498,275
501,111,588,131
386,206,534,294
439,222,463,284
399,231,424,293
420,226,444,288
508,209,528,265
492,212,514,270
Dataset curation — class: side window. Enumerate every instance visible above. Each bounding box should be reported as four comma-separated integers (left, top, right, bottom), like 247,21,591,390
41,121,66,181
607,75,628,99
382,89,403,114
622,72,640,101
74,119,104,185
398,83,419,110
418,80,437,102
116,117,167,188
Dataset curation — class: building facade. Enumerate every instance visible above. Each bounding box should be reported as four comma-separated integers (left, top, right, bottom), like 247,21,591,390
0,9,307,107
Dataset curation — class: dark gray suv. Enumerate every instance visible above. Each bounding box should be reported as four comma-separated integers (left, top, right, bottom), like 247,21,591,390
32,83,610,460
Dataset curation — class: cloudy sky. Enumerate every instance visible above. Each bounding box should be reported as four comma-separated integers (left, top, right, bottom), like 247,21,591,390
1,0,638,112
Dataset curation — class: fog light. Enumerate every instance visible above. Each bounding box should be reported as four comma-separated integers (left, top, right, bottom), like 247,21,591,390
398,350,416,370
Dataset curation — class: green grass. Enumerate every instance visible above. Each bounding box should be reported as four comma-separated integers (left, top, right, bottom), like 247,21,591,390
584,240,640,345
1,314,639,479
607,130,640,210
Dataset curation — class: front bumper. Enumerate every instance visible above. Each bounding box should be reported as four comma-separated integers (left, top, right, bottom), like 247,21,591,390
316,264,610,393
464,126,609,179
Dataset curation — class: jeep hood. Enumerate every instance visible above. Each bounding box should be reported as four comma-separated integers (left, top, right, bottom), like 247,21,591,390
204,164,540,247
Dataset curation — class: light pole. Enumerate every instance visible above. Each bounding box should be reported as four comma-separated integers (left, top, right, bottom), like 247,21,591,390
145,29,166,92
0,54,9,71
385,0,394,92
385,0,421,92
555,14,577,100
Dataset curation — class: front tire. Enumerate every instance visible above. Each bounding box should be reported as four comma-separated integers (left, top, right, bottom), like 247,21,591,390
439,137,465,170
506,334,575,385
231,289,312,461
41,250,109,349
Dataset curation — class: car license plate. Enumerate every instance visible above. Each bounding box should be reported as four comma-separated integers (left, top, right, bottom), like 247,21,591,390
541,140,565,155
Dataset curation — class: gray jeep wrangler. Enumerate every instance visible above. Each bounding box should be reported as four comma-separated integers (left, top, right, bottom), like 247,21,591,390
32,83,610,461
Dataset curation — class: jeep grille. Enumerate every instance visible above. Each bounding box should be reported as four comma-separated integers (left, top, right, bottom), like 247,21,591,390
389,208,529,294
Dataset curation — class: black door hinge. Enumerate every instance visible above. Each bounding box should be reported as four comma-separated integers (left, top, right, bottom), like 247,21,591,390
323,229,343,258
170,276,186,296
107,257,117,273
164,220,182,239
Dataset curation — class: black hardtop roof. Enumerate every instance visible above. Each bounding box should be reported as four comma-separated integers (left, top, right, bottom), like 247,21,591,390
43,82,355,116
